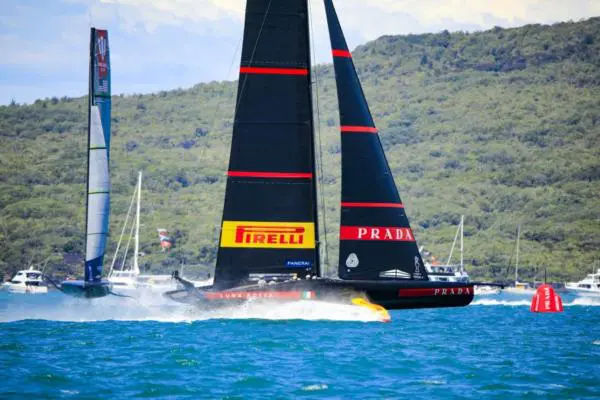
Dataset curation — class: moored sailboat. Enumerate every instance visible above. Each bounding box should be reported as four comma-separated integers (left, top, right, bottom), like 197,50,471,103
165,0,474,312
424,216,470,283
108,172,201,294
503,224,536,295
58,28,113,298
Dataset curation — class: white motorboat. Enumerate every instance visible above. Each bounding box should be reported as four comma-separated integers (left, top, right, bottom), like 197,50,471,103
565,269,600,297
3,267,48,294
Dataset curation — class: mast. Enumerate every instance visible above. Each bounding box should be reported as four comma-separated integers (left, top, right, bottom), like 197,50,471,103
460,215,464,273
324,0,428,281
306,0,321,278
515,224,521,284
133,171,142,274
84,28,94,282
445,219,461,266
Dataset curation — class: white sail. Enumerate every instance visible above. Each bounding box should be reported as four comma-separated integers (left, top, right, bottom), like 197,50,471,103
85,105,110,263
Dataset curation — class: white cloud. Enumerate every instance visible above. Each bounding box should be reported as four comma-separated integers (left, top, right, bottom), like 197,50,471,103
82,0,600,37
2,0,599,104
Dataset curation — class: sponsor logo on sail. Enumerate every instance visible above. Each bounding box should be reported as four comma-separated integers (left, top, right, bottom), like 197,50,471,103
220,221,315,249
413,256,423,279
340,226,415,241
379,269,411,279
345,253,359,268
286,260,312,268
96,30,109,79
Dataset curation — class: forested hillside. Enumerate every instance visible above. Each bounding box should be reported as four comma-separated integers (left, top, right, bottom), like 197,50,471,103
1,17,599,282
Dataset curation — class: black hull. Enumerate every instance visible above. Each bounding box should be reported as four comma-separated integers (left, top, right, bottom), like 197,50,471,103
60,280,112,299
164,278,474,310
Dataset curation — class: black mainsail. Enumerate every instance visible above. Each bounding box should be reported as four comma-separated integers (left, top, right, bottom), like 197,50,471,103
324,0,428,282
214,0,320,288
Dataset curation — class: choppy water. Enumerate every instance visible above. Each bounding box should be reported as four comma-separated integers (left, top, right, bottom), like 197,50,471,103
1,290,599,399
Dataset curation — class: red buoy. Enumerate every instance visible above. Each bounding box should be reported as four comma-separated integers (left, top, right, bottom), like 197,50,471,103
530,284,564,313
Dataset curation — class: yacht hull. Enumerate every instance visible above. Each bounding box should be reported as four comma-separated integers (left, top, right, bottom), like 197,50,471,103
60,280,112,298
565,287,600,297
164,279,474,310
4,284,48,294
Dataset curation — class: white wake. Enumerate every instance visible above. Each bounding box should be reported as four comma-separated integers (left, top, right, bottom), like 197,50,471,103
472,295,600,307
0,294,383,323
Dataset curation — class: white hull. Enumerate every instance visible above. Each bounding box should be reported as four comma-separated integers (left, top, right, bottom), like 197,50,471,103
3,282,48,294
503,286,536,295
4,268,48,294
565,283,600,297
565,288,600,297
565,269,600,297
109,274,213,295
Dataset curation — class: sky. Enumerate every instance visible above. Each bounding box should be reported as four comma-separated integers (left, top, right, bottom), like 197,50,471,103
1,0,598,105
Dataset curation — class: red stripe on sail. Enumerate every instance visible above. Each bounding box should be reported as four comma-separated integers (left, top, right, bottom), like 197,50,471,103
332,49,352,58
228,171,313,179
240,67,309,76
340,226,415,241
398,287,473,297
341,202,404,208
340,125,378,133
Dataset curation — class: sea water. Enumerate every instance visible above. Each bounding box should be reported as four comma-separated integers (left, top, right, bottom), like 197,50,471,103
0,291,598,399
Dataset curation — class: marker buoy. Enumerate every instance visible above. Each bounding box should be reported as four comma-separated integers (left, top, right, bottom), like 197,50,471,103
530,284,563,313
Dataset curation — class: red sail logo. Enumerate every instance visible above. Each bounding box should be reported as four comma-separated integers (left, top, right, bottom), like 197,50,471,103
340,226,415,241
96,30,108,79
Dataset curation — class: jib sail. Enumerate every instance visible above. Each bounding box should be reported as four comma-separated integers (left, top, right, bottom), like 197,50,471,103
324,0,428,281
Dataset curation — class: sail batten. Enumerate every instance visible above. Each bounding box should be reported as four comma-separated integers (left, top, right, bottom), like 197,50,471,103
324,0,428,281
214,0,319,288
84,28,111,283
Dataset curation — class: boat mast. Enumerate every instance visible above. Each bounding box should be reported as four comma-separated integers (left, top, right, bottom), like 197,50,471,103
460,215,464,274
445,218,462,266
84,28,94,281
515,224,521,285
306,1,321,278
133,171,142,274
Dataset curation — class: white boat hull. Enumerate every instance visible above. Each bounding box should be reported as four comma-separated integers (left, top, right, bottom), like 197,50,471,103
4,268,48,294
474,285,501,296
4,283,48,294
565,284,600,297
503,286,536,295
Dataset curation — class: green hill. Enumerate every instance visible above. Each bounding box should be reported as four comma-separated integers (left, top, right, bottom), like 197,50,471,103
1,18,599,283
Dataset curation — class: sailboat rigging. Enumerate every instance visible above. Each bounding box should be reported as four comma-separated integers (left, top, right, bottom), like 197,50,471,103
504,224,536,294
165,0,474,312
107,172,198,293
57,28,113,298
